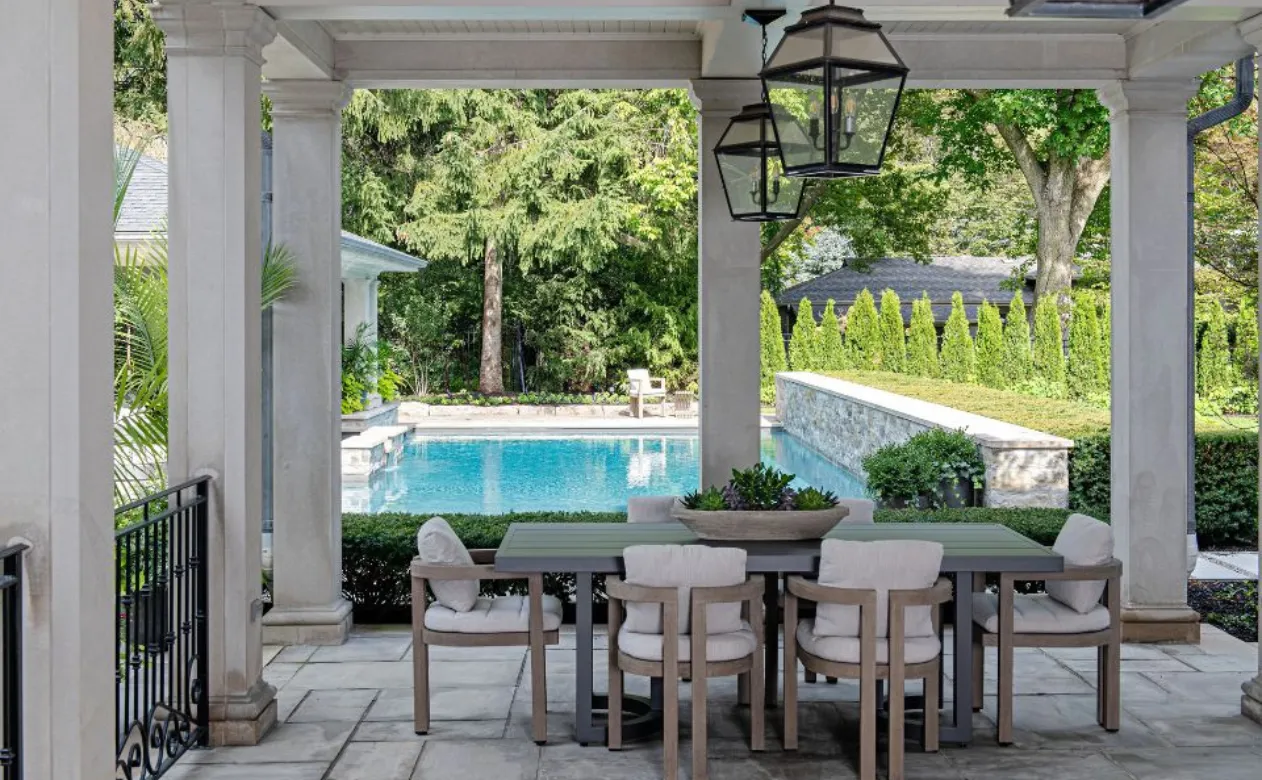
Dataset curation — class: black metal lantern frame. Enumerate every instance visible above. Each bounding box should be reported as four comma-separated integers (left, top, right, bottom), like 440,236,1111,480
760,3,909,179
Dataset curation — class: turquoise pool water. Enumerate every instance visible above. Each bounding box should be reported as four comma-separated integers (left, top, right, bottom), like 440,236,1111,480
342,429,867,515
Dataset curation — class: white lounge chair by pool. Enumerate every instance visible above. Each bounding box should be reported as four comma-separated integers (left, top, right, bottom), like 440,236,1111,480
626,368,666,418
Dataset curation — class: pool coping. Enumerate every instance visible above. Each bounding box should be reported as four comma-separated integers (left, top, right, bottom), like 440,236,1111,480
405,415,780,436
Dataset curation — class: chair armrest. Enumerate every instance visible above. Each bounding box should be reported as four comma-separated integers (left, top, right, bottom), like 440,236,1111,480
785,576,878,609
650,378,666,391
410,557,531,582
888,577,954,610
606,576,679,605
469,549,497,565
690,576,765,606
1000,559,1122,589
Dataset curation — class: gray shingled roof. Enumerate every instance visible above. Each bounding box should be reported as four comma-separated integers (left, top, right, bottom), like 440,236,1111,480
776,257,1037,324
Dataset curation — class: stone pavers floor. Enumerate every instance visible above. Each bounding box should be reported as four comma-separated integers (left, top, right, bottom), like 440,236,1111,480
175,625,1261,780
1192,552,1260,582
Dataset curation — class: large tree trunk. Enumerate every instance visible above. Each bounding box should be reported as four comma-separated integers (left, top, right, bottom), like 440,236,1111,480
479,239,504,394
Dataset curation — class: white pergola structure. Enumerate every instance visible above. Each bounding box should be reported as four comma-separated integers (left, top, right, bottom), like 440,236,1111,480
4,0,1262,766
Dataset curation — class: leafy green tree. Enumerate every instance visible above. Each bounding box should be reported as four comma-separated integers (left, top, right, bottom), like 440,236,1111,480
1001,292,1033,385
788,298,820,371
907,293,940,378
940,292,976,383
878,289,906,373
114,0,167,130
759,291,788,401
1067,292,1106,399
975,300,1004,388
1033,295,1068,395
846,289,881,371
1197,297,1233,400
817,300,847,372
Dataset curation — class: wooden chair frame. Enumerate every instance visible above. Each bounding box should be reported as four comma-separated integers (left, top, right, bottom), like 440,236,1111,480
606,575,766,780
410,549,560,744
784,576,953,780
971,559,1122,745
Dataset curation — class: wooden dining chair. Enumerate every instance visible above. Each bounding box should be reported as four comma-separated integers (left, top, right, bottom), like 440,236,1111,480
804,498,876,687
606,545,766,780
971,513,1122,745
784,539,952,780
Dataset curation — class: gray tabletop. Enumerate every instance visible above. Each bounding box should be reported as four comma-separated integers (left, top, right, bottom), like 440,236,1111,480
494,521,1063,574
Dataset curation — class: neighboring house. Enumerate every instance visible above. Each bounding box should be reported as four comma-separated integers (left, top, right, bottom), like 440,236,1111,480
776,256,1043,333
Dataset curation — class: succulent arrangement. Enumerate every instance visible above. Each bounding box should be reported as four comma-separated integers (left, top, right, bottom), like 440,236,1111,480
681,463,840,512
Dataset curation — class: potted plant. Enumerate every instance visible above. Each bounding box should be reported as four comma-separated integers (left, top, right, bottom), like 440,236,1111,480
671,463,848,541
862,428,986,509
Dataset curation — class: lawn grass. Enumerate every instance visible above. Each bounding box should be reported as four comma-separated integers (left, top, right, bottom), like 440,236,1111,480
823,371,1237,439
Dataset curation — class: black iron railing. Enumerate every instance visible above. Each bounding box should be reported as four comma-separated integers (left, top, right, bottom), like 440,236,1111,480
0,543,27,780
115,477,210,780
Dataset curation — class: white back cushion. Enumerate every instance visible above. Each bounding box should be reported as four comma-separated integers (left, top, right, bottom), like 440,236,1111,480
622,545,746,636
416,516,478,612
838,498,875,525
627,496,677,524
1046,513,1113,614
813,539,943,640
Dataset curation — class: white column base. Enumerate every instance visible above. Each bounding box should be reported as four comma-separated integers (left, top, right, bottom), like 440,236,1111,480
1243,676,1262,725
262,598,354,645
209,679,278,747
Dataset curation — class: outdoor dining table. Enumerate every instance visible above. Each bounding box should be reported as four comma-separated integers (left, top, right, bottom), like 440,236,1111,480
494,521,1063,747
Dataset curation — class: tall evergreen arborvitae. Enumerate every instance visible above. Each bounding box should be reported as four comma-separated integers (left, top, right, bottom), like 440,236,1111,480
975,299,1004,388
907,293,940,378
1067,292,1105,399
1236,301,1258,381
788,298,820,371
1098,298,1111,392
878,289,906,373
1032,295,1067,396
759,290,787,402
1197,297,1233,400
817,299,847,371
1001,292,1033,385
940,291,976,383
846,289,881,371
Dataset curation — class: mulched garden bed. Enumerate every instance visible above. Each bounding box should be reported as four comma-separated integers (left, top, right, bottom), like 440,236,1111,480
1189,580,1258,643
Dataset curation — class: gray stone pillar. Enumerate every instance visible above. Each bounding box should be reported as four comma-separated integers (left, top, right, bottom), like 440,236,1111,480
0,2,114,777
154,0,278,745
262,80,354,645
1099,79,1202,643
689,79,763,489
1242,17,1262,728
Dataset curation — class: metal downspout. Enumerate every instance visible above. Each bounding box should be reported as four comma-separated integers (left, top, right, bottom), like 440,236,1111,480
1185,56,1255,571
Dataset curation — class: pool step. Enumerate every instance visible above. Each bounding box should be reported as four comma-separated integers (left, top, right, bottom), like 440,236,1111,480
341,425,410,481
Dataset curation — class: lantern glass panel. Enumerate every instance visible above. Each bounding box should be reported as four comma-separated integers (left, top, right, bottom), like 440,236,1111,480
829,70,903,169
765,23,825,71
827,25,902,66
717,149,764,218
765,71,825,171
765,153,805,218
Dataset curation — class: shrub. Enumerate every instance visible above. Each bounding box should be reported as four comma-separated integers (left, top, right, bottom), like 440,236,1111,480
863,427,985,508
975,300,1004,388
940,292,975,383
788,298,820,371
1068,291,1106,400
846,289,881,371
1236,301,1258,381
1032,295,1067,396
1001,292,1033,385
907,293,940,378
1198,297,1233,403
759,290,788,403
817,299,847,372
1099,299,1111,392
879,289,906,373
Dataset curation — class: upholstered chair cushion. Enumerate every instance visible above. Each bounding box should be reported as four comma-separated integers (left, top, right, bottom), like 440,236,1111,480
813,539,944,641
622,545,747,636
627,496,677,524
415,516,478,612
1045,514,1113,614
837,498,875,525
425,594,564,633
618,622,757,663
972,592,1110,635
796,620,941,665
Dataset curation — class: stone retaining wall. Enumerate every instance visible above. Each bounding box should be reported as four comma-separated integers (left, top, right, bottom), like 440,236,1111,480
776,372,1072,508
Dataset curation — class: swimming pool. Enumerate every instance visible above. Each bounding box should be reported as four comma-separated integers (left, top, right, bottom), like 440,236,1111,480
342,429,867,515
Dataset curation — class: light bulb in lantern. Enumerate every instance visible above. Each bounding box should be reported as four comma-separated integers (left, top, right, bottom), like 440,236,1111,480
843,93,858,136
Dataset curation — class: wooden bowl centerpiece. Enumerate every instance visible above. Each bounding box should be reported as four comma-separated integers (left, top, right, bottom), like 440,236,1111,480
671,463,849,541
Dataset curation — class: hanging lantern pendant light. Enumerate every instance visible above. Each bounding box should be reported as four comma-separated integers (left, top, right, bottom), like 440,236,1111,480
712,11,807,222
760,2,909,179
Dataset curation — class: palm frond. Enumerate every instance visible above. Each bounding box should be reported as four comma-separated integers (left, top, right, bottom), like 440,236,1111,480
114,145,144,228
263,242,299,308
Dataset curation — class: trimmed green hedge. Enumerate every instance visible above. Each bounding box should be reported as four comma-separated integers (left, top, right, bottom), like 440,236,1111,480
1070,431,1258,548
341,508,1075,620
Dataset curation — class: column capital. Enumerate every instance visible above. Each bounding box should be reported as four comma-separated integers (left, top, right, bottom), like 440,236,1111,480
688,78,763,115
1097,79,1200,118
264,80,352,118
151,1,276,66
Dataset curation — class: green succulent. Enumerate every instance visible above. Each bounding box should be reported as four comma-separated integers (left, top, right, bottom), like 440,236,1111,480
681,486,728,511
793,487,840,511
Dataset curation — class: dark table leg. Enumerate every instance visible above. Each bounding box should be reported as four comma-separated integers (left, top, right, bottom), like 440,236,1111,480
942,570,974,746
764,574,779,706
574,572,604,745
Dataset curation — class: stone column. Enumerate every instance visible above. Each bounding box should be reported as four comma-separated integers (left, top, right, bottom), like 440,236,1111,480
1242,18,1262,728
262,80,353,645
343,276,379,345
154,0,278,745
0,2,114,778
689,79,763,489
1099,79,1202,643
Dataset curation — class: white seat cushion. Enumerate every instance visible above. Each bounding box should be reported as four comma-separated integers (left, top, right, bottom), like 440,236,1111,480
1045,514,1113,614
797,619,941,665
813,539,944,641
424,594,563,634
623,545,747,636
619,622,757,663
627,496,677,524
837,498,875,525
416,516,478,612
972,593,1111,635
